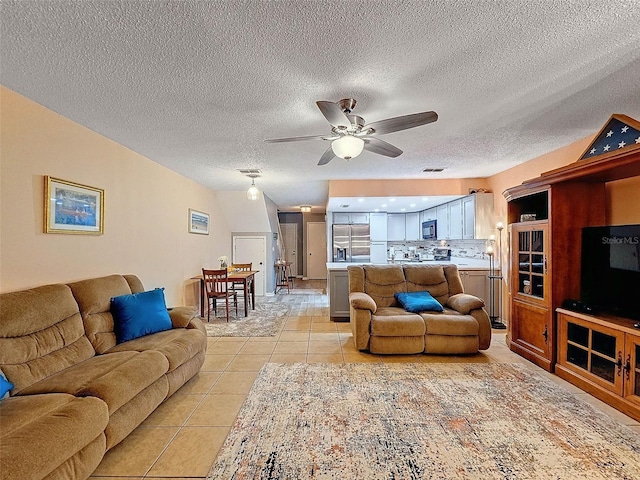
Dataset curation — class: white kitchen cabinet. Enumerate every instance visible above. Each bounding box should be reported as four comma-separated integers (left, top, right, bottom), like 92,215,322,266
462,193,494,239
421,208,436,222
448,199,463,239
370,241,388,263
405,212,421,241
328,269,350,319
333,212,370,224
459,269,489,300
459,268,499,313
387,213,406,241
436,204,449,239
369,212,388,241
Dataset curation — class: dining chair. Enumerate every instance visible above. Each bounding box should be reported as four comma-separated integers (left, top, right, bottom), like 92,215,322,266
231,263,252,309
202,268,238,322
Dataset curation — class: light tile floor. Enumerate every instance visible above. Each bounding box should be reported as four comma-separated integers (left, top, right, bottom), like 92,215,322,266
89,287,640,479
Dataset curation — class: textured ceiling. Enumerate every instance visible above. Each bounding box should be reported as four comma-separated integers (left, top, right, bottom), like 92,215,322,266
2,0,640,212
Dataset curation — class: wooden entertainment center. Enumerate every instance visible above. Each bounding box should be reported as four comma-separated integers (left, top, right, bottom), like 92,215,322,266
503,114,640,421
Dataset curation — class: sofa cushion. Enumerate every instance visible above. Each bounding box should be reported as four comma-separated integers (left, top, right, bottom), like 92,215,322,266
362,265,407,307
447,293,485,314
123,274,145,293
18,350,169,414
107,327,207,371
395,291,444,313
111,289,172,343
68,274,134,353
0,393,108,480
371,308,425,336
0,284,95,395
421,310,479,336
403,264,452,305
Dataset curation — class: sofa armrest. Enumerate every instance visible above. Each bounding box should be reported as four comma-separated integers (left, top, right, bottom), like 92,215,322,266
349,292,377,314
187,316,207,335
446,293,485,315
168,306,198,328
349,293,375,352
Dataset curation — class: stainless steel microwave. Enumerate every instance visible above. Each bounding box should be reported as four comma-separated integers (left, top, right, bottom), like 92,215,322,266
422,220,437,239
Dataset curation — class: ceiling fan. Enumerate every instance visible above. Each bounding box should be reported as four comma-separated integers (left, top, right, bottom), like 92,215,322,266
265,98,438,166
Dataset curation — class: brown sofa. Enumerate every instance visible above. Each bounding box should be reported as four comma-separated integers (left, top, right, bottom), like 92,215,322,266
0,274,207,480
348,264,491,355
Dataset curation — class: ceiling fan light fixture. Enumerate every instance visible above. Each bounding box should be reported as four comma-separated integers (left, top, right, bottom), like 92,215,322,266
332,135,364,160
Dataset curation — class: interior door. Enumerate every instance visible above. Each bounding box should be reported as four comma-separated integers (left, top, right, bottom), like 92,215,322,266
307,222,327,279
232,235,266,295
281,223,298,277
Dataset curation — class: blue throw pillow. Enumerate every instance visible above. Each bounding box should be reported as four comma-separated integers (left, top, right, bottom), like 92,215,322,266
0,371,14,400
395,291,444,313
111,288,172,343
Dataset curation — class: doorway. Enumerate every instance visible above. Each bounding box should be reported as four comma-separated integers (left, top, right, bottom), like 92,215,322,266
306,222,327,280
232,235,266,296
281,223,298,277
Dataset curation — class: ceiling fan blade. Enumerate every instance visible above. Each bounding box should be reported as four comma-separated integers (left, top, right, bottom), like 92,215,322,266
364,111,438,135
316,101,351,129
317,146,337,166
363,137,403,158
265,134,330,143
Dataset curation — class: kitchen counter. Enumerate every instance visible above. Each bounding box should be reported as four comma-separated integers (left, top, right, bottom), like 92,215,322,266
326,256,492,271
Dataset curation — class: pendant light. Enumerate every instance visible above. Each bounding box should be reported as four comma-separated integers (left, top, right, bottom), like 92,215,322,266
331,135,365,160
246,174,260,201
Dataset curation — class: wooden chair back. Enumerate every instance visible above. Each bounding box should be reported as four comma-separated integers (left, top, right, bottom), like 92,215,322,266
202,268,230,296
232,263,252,272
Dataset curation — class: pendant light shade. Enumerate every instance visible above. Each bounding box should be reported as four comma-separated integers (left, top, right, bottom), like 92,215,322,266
247,175,260,200
331,135,365,160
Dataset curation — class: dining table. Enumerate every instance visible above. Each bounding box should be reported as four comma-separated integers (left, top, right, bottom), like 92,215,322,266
194,270,259,318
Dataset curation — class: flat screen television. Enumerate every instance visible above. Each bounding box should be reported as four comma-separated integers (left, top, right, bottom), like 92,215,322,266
581,224,640,320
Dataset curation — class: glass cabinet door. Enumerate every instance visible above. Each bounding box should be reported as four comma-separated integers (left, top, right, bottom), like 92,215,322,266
513,223,548,305
558,313,625,396
624,334,640,406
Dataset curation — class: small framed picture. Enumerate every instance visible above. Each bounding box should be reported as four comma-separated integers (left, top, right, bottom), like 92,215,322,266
189,209,209,235
44,176,104,234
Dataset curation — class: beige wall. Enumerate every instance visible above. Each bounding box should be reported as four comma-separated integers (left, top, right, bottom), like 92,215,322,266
0,86,229,306
328,178,489,199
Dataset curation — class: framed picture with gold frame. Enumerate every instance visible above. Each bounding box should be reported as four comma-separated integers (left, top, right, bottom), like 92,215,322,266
189,208,209,235
44,176,104,234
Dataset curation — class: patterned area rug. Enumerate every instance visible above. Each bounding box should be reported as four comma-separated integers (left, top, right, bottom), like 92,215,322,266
208,363,640,479
203,302,289,337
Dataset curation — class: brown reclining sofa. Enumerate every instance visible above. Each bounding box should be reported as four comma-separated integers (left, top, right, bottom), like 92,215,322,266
0,274,207,480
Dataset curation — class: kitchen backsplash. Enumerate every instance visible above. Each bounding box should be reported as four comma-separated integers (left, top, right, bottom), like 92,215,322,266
388,239,492,260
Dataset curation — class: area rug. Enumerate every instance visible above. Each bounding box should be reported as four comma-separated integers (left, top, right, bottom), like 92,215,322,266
203,302,289,337
208,363,640,479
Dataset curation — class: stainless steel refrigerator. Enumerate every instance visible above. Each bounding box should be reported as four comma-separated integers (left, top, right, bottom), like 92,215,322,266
333,224,371,262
